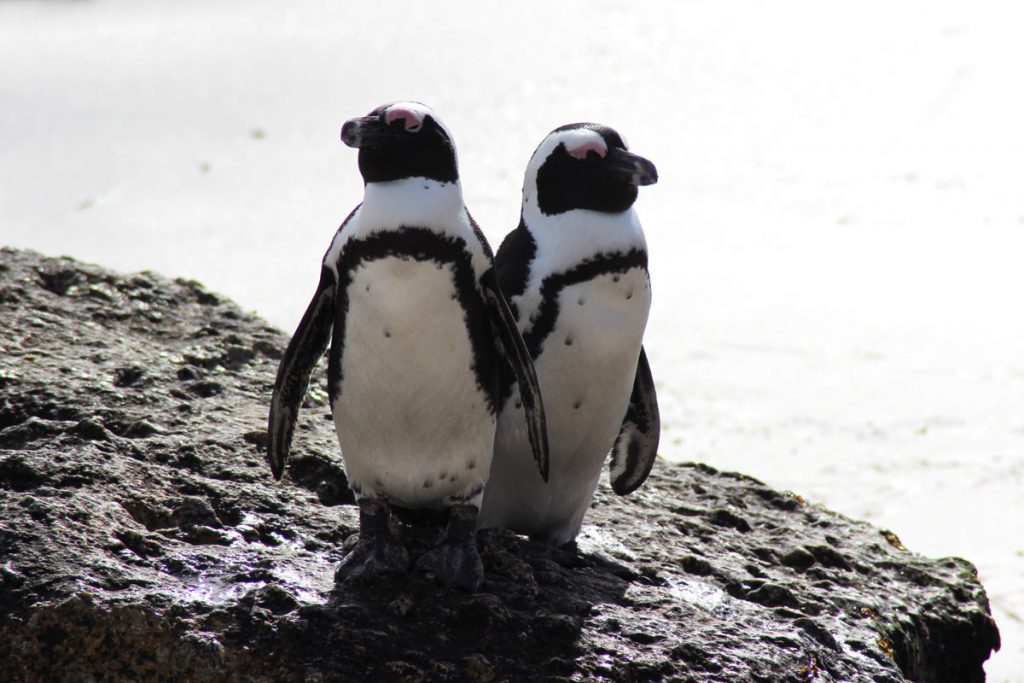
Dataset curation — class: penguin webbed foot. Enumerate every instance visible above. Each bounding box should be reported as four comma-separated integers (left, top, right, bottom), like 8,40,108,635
335,499,409,586
416,538,484,592
522,536,587,569
335,535,410,585
415,504,484,592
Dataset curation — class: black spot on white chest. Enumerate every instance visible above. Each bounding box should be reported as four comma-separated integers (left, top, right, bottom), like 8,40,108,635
539,271,650,367
342,259,465,360
522,249,649,359
326,227,500,412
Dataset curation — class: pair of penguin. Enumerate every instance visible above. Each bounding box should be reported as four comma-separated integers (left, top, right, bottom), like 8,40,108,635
268,102,660,592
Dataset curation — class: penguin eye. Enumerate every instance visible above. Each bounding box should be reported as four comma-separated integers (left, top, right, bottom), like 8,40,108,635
563,138,607,161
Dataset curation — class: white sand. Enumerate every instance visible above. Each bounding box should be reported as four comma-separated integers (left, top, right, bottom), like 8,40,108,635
2,1,1022,678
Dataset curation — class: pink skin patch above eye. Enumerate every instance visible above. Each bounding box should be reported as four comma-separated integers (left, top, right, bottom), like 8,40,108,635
385,107,425,132
565,138,607,160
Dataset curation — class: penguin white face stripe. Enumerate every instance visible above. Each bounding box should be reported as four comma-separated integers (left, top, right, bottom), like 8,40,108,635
521,128,608,208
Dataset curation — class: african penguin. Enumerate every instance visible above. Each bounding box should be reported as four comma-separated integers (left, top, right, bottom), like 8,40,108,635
267,101,549,591
478,123,660,546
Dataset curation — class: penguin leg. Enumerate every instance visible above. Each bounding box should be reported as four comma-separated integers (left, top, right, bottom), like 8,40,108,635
334,498,409,585
415,504,484,592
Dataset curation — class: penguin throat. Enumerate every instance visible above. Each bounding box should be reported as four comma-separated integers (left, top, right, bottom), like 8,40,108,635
359,178,465,231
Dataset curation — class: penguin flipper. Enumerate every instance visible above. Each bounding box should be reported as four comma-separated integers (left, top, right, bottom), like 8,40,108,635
481,269,550,482
609,346,660,495
267,266,337,480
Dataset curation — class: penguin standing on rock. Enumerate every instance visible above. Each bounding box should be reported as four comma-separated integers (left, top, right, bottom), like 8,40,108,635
267,102,549,591
478,123,660,546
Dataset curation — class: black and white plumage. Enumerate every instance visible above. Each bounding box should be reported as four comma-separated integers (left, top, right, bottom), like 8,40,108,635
267,101,548,590
478,123,660,546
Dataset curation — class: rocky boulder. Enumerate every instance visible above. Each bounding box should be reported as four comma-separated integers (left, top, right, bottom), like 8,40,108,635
0,248,1000,681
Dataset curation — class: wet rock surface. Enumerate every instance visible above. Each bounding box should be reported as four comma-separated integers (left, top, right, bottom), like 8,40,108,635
0,248,1000,682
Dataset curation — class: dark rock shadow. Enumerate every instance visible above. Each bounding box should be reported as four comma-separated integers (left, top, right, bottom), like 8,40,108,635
223,522,636,682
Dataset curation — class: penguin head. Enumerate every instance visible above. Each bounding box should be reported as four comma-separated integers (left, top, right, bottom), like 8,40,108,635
523,123,657,216
341,101,459,185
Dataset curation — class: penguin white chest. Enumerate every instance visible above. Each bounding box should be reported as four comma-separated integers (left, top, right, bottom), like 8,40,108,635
537,266,652,455
332,257,494,508
481,266,651,542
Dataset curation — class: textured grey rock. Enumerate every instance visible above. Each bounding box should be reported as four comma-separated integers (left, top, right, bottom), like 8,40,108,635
0,248,1000,681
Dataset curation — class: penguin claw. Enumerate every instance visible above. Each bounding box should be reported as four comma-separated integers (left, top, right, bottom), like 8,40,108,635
416,540,484,592
334,536,410,586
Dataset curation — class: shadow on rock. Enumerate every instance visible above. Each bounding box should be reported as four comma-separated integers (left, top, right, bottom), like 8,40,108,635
222,529,636,681
0,249,1000,682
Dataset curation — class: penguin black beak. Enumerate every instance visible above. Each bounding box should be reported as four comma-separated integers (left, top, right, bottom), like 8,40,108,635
605,148,658,186
341,116,389,149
